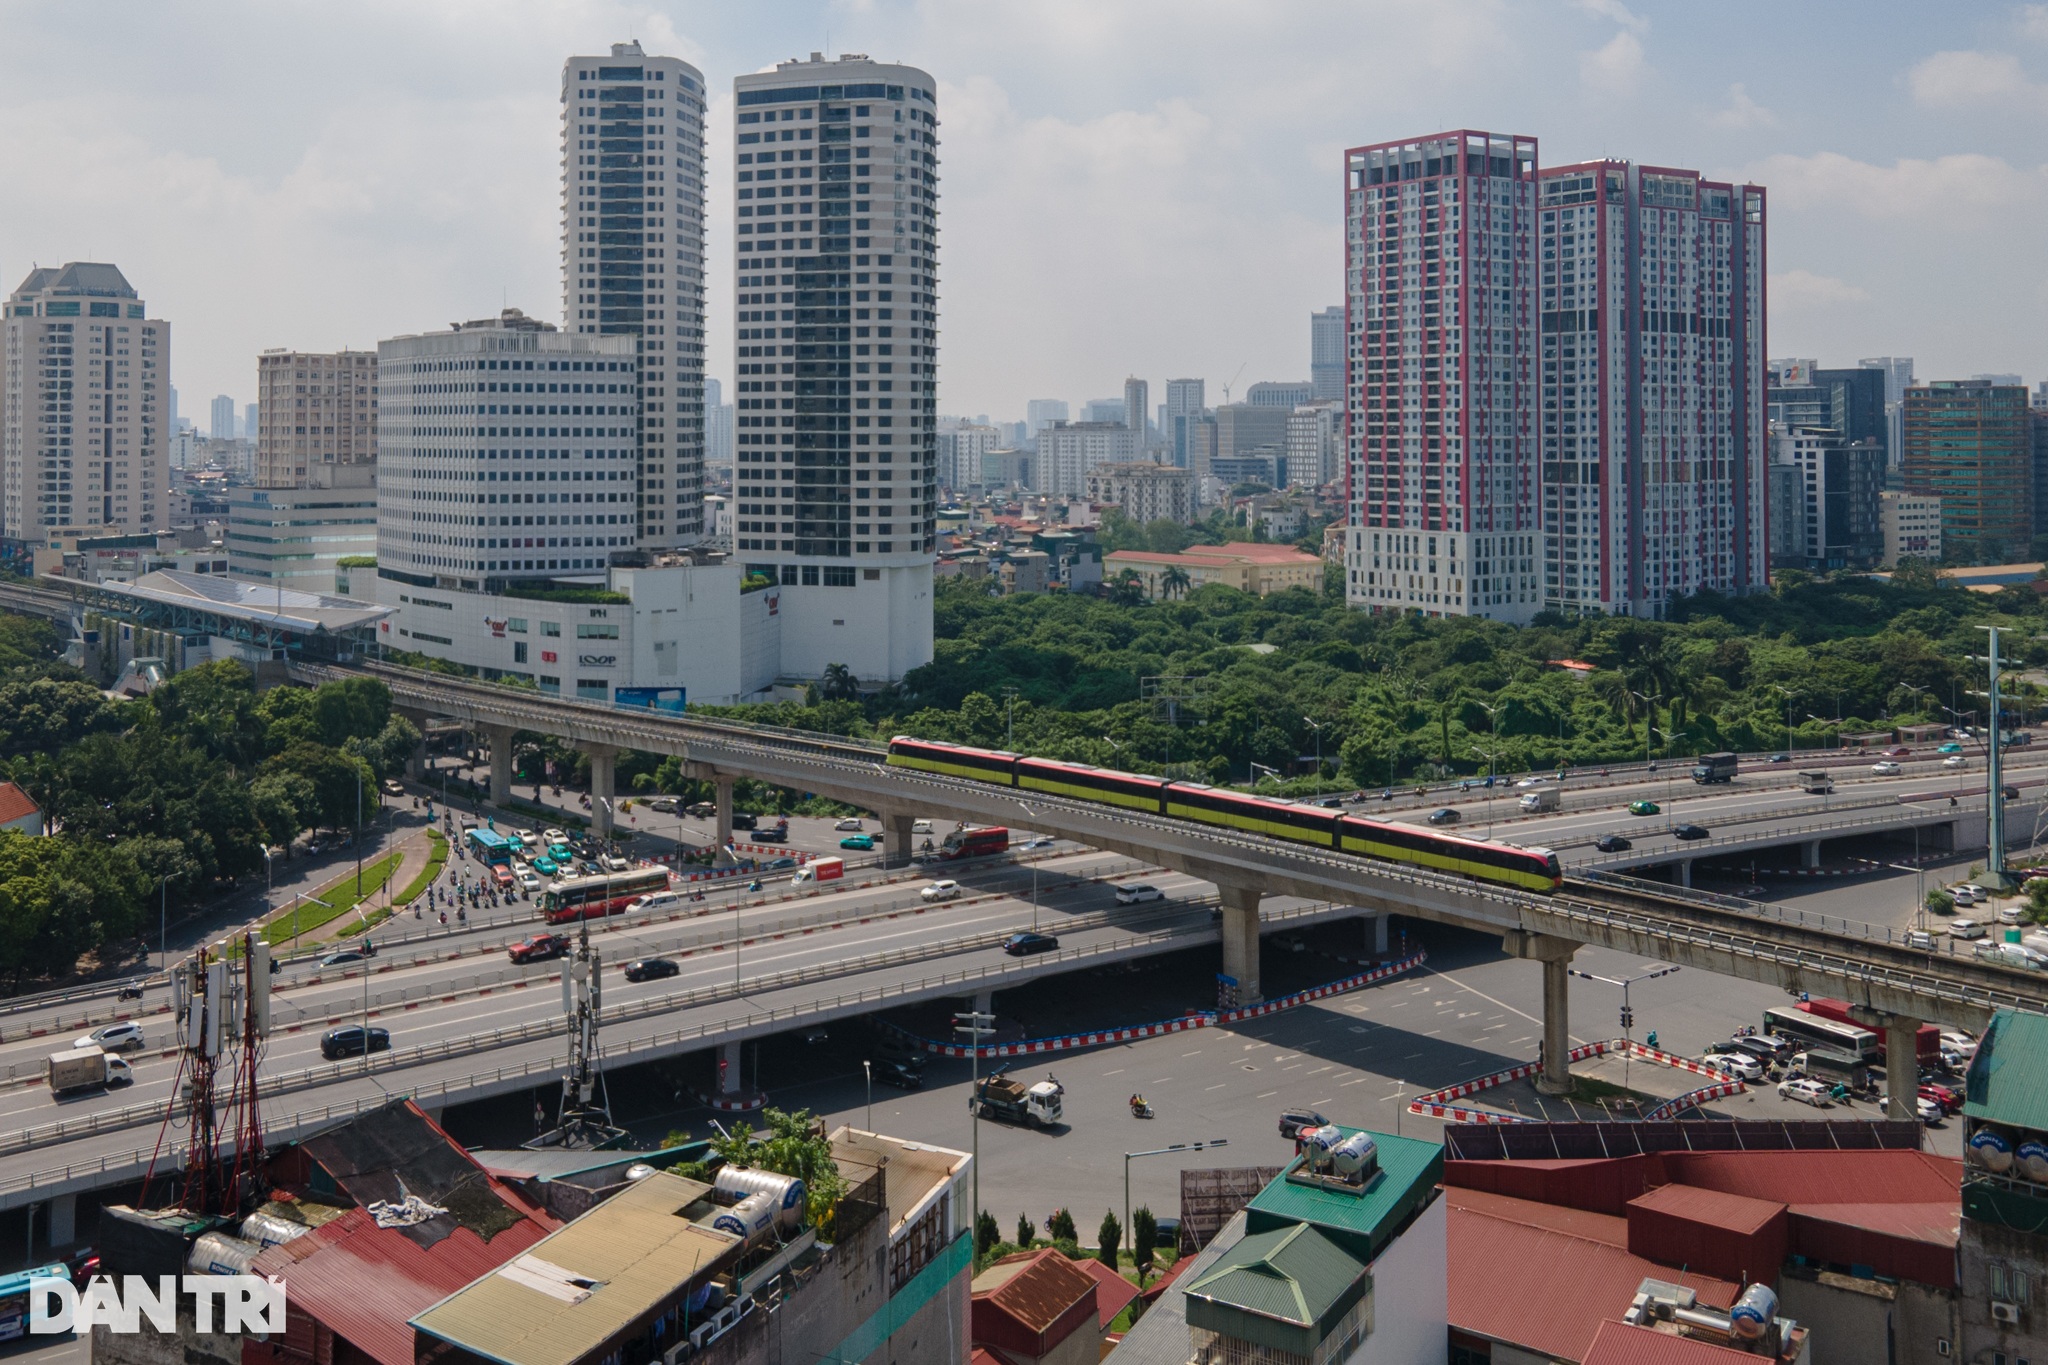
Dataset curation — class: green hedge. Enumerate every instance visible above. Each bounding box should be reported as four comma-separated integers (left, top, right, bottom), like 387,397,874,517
393,829,449,907
263,850,403,945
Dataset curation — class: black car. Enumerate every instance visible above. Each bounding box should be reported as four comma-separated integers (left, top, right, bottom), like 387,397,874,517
321,1025,391,1060
1003,932,1059,956
1672,823,1711,841
1311,796,1346,809
1427,807,1461,826
1278,1107,1329,1140
872,1059,925,1091
1594,834,1632,853
730,812,758,830
623,957,679,983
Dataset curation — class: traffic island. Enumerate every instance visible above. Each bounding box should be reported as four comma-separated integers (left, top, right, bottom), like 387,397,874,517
1408,1040,1747,1125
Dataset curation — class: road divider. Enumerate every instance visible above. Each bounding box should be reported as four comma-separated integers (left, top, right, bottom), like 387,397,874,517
1406,1039,1745,1125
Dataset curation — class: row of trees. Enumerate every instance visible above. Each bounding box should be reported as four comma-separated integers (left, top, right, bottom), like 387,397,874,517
972,1203,1166,1281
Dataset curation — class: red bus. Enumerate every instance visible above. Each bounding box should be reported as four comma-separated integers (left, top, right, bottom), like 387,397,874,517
541,867,671,923
939,826,1010,860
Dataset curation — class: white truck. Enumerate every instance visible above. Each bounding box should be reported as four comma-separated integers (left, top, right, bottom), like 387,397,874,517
969,1071,1063,1128
47,1049,134,1097
1517,787,1560,814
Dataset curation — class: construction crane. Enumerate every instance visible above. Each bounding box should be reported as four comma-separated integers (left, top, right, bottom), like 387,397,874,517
1220,362,1246,406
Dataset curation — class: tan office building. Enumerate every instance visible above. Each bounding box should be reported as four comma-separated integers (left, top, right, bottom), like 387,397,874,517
256,349,377,487
1,262,169,541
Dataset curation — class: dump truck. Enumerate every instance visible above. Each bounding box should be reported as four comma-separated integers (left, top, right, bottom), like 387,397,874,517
969,1071,1063,1128
1691,752,1739,784
47,1050,134,1097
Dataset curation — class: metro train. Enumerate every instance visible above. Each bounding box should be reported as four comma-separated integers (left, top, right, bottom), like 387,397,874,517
885,736,1561,894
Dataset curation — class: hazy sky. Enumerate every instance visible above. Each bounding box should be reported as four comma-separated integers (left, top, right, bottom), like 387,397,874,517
4,1,2045,421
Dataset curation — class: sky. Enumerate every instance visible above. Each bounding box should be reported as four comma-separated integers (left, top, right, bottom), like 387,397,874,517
3,0,2046,423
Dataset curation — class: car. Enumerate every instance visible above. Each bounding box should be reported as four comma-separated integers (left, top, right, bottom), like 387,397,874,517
1920,1081,1962,1114
1277,1107,1329,1140
2000,904,2028,925
1733,884,1767,899
1941,1030,1979,1059
382,779,404,796
320,1025,391,1061
1938,741,1964,754
913,819,934,834
2007,785,2024,801
686,801,717,818
1116,883,1167,905
1672,823,1711,841
921,880,963,903
531,857,558,876
761,856,800,871
1947,918,1986,940
601,854,630,873
1311,796,1345,809
519,870,541,893
1003,932,1059,956
1943,755,1968,770
1766,753,1791,763
509,933,571,965
1701,1050,1766,1081
1887,746,1912,757
834,817,866,832
1629,800,1660,817
730,812,758,831
840,834,877,850
74,1022,146,1054
1516,777,1545,789
543,827,567,843
1026,836,1056,849
1903,929,1938,950
1916,1096,1944,1126
871,1058,926,1090
1427,807,1461,826
1730,1032,1798,1062
803,1028,830,1045
320,948,370,967
622,958,679,983
1871,760,1903,776
1778,1078,1833,1108
1950,884,1984,907
1594,834,1633,853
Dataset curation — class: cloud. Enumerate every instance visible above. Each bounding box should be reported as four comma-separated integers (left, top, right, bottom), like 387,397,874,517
1579,30,1647,96
1749,150,2048,222
2023,5,2048,42
1770,269,1868,307
1572,0,1648,34
1907,49,2048,112
1709,82,1777,129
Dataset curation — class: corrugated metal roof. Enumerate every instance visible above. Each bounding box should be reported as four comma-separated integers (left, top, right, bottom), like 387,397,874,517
1074,1258,1140,1327
1185,1223,1364,1327
1582,1319,1767,1364
409,1171,744,1365
1663,1150,1960,1207
972,1247,1097,1334
1102,1212,1248,1365
1627,1182,1785,1235
1966,1008,2048,1130
1446,1186,1628,1246
1244,1127,1443,1261
1449,1198,1740,1364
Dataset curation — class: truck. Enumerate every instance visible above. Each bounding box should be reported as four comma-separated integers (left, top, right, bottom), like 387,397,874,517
1517,788,1560,814
47,1050,134,1097
1691,752,1739,784
969,1070,1063,1128
792,856,844,885
1800,771,1835,796
508,933,571,965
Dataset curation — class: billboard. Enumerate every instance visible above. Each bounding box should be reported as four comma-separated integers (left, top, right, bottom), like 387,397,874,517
614,687,686,714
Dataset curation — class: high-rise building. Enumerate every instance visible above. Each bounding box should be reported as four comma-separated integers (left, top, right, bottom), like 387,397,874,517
255,349,378,487
226,467,379,595
729,52,939,683
1245,380,1313,408
243,402,259,442
1534,158,1768,617
1310,305,1346,402
703,377,734,464
2034,401,2048,547
169,385,184,433
1880,489,1941,567
1768,426,1885,571
935,423,997,491
1860,356,1915,472
1287,401,1342,489
1164,378,1205,469
1768,367,1886,449
0,262,169,540
375,308,638,588
1974,373,2025,387
1081,397,1125,424
1024,399,1068,440
1902,379,2032,562
563,41,708,549
1211,403,1290,489
210,394,235,440
1037,420,1137,497
1086,461,1195,525
1341,130,1542,621
1124,376,1148,445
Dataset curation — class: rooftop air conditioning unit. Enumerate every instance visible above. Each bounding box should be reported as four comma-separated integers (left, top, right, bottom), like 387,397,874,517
1992,1301,2022,1325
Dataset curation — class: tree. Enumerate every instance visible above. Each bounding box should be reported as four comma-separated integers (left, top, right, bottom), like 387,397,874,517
975,1209,1001,1262
819,663,861,701
1016,1211,1036,1248
1132,1205,1159,1282
1161,565,1192,600
1097,1209,1122,1273
1047,1208,1077,1243
1105,568,1147,607
706,1107,848,1229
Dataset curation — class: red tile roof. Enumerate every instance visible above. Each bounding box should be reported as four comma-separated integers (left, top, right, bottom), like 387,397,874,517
1139,1252,1197,1304
1450,1194,1740,1365
1073,1257,1141,1326
972,1248,1100,1358
1179,542,1321,564
1582,1319,1765,1364
0,782,40,826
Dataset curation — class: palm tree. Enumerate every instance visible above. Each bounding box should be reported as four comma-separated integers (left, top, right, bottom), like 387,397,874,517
1161,565,1192,600
819,663,860,701
1107,568,1148,607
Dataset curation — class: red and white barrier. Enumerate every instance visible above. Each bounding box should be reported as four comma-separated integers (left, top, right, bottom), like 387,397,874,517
1406,1039,1747,1125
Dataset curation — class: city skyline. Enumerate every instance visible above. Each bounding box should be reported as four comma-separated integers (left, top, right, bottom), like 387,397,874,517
3,3,2045,424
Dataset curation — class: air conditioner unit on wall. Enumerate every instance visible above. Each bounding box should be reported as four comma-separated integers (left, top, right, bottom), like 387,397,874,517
1993,1301,2022,1325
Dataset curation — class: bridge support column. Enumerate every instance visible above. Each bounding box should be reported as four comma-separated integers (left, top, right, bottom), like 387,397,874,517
1506,931,1577,1095
1802,840,1822,870
405,735,426,782
1219,884,1263,1005
584,743,618,838
714,774,735,851
48,1193,75,1247
1677,860,1693,889
484,724,516,808
959,989,994,1016
1849,1007,1926,1120
717,1040,742,1095
882,810,918,868
1366,911,1389,956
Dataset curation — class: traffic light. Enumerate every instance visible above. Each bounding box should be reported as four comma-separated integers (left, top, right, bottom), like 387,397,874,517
1620,1005,1635,1030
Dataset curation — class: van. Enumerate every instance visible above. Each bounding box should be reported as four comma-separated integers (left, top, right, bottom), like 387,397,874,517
630,890,695,915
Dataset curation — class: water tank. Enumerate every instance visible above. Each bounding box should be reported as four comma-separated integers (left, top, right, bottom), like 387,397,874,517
702,1192,778,1249
189,1232,262,1277
1329,1132,1378,1177
238,1212,312,1250
715,1167,806,1227
1728,1284,1778,1341
1970,1127,2016,1174
2019,1139,2048,1184
624,1164,658,1182
1301,1124,1344,1153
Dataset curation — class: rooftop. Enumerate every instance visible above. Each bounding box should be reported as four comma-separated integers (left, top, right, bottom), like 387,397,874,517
0,782,40,826
1965,1006,2048,1131
1184,1222,1367,1352
1582,1318,1771,1364
11,261,136,300
829,1127,968,1237
1244,1127,1443,1263
60,569,392,635
972,1247,1099,1333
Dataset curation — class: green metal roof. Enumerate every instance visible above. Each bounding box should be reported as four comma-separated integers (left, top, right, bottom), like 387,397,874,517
1244,1127,1444,1264
1964,1009,2048,1131
1183,1222,1368,1356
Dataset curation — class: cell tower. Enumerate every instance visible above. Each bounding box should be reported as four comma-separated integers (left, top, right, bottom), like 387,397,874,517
160,933,273,1214
529,923,621,1149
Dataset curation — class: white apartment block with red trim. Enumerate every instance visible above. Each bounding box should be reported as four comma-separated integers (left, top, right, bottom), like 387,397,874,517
1342,130,1542,624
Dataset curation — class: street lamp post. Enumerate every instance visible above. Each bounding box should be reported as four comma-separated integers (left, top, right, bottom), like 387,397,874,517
1124,1139,1228,1264
1769,685,1797,757
955,1010,996,1251
1303,717,1323,781
1629,692,1661,767
1470,745,1501,837
1567,965,1681,1093
1017,801,1042,932
862,1059,872,1131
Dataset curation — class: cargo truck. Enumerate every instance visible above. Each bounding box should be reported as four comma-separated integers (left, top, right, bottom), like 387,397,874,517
792,856,844,885
969,1070,1063,1128
47,1050,134,1097
1691,752,1739,784
1517,788,1560,813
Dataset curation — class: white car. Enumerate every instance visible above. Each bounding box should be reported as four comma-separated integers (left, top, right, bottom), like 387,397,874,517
913,819,934,834
544,827,567,844
920,880,962,903
835,817,865,832
1943,755,1968,770
1701,1050,1766,1081
1515,777,1545,789
1950,884,1985,907
601,854,631,873
1026,836,1056,849
1115,883,1166,905
1777,1078,1833,1108
519,870,541,892
1941,1030,1979,1059
1871,760,1903,776
1948,918,1986,939
1916,1096,1945,1125
75,1022,146,1053
1999,904,2027,925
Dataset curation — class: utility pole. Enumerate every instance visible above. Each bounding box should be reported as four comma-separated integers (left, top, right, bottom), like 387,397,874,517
1125,1139,1228,1261
1978,626,2010,888
955,1010,995,1247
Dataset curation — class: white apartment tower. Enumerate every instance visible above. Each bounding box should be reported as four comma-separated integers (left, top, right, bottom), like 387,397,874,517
1537,161,1768,615
1,263,168,541
1343,132,1541,622
562,42,707,550
730,53,938,683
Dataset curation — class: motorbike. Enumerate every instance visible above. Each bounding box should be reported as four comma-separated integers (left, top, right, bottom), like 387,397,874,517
1129,1097,1154,1119
747,879,762,892
117,983,144,1002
